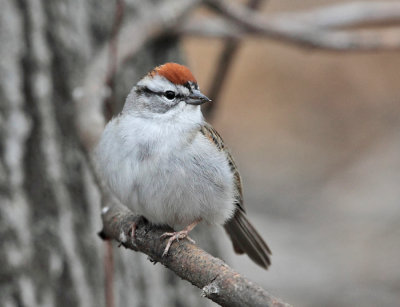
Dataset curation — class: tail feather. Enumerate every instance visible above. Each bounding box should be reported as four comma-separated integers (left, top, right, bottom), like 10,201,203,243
224,209,271,269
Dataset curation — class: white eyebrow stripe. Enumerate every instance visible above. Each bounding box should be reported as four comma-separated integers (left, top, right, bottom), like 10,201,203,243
137,75,193,98
137,75,175,93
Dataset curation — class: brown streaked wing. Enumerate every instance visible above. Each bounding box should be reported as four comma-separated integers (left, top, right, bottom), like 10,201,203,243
199,123,272,269
199,123,245,212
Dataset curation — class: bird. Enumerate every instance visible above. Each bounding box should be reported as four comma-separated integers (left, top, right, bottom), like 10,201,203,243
95,62,271,268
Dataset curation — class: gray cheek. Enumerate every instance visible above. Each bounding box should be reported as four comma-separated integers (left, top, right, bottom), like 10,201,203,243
150,101,170,113
144,96,179,114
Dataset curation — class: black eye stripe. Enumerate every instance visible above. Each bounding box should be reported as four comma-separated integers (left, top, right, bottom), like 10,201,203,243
136,87,184,99
135,87,157,96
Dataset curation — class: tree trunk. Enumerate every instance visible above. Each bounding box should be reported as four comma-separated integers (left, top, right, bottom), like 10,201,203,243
0,0,214,306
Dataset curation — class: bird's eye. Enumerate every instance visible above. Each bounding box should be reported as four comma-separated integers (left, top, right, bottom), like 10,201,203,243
164,91,176,100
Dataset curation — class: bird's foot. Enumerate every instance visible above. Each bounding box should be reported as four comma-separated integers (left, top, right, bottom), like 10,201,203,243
161,230,195,257
160,219,201,256
128,216,148,239
128,216,149,246
130,222,137,238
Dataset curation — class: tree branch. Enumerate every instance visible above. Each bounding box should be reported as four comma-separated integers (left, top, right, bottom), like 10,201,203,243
100,203,291,307
196,0,400,51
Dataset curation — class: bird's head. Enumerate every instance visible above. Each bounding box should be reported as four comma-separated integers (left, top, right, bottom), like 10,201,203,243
124,63,211,119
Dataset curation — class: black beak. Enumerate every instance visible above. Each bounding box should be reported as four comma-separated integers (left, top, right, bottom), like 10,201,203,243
185,89,211,105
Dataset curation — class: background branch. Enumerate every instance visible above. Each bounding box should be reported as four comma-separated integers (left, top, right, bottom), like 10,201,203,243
104,240,115,307
100,203,291,307
103,0,126,122
274,2,400,29
203,0,266,120
196,0,400,51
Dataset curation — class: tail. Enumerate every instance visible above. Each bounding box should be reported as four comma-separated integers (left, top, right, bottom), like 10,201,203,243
224,209,271,269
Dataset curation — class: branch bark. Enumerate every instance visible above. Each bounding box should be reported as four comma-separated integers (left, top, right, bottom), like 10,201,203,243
196,0,400,51
100,203,291,307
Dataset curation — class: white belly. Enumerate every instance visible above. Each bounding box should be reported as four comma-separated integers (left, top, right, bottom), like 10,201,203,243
95,116,236,228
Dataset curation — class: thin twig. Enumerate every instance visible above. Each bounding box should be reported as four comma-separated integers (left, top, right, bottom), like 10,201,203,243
278,1,400,29
102,3,125,306
104,0,125,121
198,0,400,51
100,203,291,307
104,240,115,307
203,0,266,120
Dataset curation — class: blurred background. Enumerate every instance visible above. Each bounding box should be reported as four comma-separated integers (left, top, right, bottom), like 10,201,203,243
1,0,399,306
185,2,400,306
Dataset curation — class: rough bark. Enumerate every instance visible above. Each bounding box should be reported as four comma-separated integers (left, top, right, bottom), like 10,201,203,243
0,0,212,306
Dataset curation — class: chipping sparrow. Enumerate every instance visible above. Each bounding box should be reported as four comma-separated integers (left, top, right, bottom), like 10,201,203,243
95,63,271,268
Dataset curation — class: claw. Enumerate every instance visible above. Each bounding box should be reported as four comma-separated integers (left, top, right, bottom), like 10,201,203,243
130,222,137,239
129,216,148,241
161,230,195,257
160,219,201,257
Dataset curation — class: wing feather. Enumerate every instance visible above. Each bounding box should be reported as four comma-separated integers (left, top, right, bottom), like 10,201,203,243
199,123,271,268
199,123,244,211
